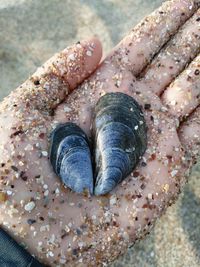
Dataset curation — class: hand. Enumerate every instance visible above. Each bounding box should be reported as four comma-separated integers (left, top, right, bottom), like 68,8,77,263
0,0,200,266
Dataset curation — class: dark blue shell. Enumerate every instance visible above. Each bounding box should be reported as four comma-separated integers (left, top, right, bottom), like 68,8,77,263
93,92,147,195
49,123,93,194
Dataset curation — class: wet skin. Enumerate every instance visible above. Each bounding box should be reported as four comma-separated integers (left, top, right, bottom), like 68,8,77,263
0,0,200,266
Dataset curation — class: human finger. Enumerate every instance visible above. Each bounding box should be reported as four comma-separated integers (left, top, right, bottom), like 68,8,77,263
106,0,198,76
179,106,200,161
138,9,200,95
5,37,102,114
162,53,200,120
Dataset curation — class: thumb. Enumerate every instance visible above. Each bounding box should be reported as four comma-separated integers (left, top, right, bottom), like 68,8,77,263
7,37,102,114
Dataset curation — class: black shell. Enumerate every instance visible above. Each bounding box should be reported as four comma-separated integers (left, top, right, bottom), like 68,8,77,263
93,92,147,195
49,123,93,194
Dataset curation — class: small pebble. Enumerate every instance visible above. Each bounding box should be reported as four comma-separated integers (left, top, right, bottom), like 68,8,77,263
171,170,178,177
68,54,75,61
41,151,48,157
86,50,92,56
27,219,37,225
24,201,36,212
64,106,72,112
6,190,13,196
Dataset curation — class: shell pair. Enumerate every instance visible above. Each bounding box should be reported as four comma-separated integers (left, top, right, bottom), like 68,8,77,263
49,92,147,196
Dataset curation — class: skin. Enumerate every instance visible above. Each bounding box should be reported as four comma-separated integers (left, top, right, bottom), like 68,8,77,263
0,0,200,266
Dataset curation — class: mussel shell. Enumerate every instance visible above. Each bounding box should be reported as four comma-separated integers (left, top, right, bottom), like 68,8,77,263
50,123,94,194
93,92,147,195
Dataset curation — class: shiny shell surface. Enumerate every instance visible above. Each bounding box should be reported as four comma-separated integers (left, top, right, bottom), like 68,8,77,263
49,123,93,194
93,92,147,195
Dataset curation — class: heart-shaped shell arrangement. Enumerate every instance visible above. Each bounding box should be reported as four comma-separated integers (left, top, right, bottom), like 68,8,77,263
49,92,147,196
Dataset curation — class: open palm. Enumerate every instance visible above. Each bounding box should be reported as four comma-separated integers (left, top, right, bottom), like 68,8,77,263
0,0,200,266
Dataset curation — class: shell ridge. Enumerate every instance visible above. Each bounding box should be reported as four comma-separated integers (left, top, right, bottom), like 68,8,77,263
49,122,94,194
94,92,147,195
49,93,147,196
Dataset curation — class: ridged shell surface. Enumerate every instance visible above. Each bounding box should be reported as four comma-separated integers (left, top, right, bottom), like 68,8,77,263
50,123,93,194
93,92,147,195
